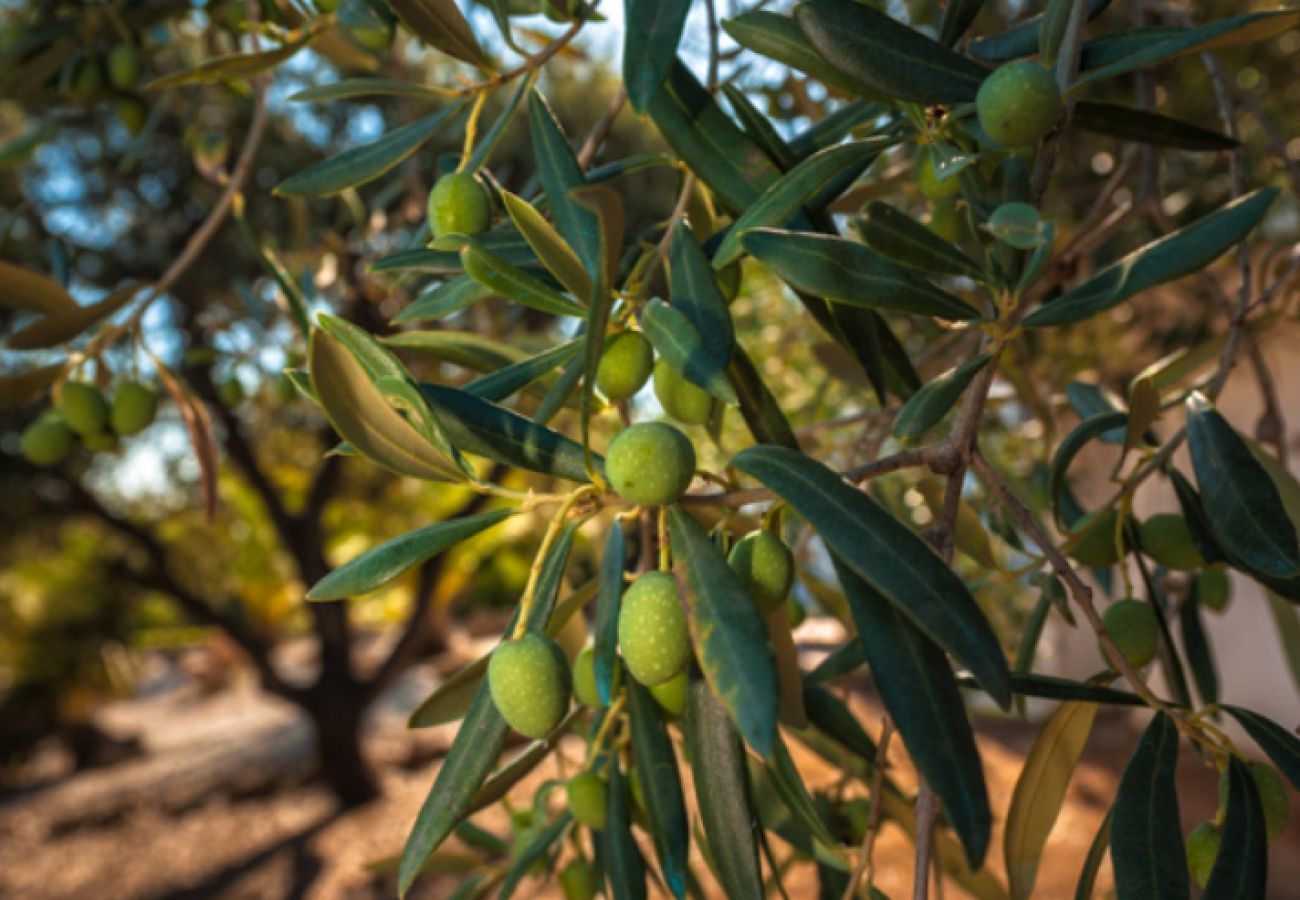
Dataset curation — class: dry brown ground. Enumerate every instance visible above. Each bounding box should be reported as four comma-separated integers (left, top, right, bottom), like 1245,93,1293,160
1,637,1297,900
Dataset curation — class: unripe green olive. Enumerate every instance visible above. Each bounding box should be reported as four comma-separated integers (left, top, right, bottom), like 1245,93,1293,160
928,200,965,243
1186,821,1220,888
81,431,120,453
648,671,687,717
653,360,713,426
58,382,109,435
107,44,141,90
427,171,491,239
605,421,696,507
20,417,74,466
559,859,598,900
571,645,603,708
350,25,390,50
1100,599,1158,669
115,96,148,135
916,147,960,200
1067,509,1124,569
728,531,794,615
976,62,1062,148
566,771,608,830
111,382,158,436
487,633,571,739
69,59,102,99
313,0,340,12
618,571,690,686
1198,566,1231,612
987,202,1045,250
595,330,653,402
1138,513,1205,571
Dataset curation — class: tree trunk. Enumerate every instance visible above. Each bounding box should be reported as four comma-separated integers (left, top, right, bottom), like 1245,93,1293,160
305,690,380,808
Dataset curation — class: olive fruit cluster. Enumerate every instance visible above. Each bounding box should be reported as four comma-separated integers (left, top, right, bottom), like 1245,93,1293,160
20,380,158,466
593,326,717,427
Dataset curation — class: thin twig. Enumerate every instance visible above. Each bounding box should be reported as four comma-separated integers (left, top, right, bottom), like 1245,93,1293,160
842,716,894,900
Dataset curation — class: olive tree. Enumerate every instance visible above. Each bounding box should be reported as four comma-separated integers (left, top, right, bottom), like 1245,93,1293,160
4,0,1300,897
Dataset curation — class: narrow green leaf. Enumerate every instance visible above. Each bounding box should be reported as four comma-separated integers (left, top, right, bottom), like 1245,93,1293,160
743,228,981,321
1186,392,1300,579
969,0,1111,63
684,679,764,900
1024,188,1278,327
289,77,445,102
603,763,648,900
668,505,778,757
528,91,601,282
1179,591,1218,708
309,509,512,600
1203,758,1267,899
373,234,537,274
0,260,77,315
419,383,595,482
384,330,524,373
1072,102,1237,152
940,0,988,48
859,201,986,281
1110,713,1187,900
465,338,583,402
624,0,691,112
500,190,592,299
386,0,492,68
800,685,878,761
395,277,494,324
713,139,886,268
0,363,64,410
628,683,689,898
1122,376,1161,458
1073,812,1112,900
796,0,989,104
670,222,734,362
641,298,738,405
1048,412,1129,525
766,734,845,861
1222,706,1300,792
594,524,626,706
461,242,586,317
892,353,991,440
1075,10,1300,90
831,556,992,868
726,345,800,450
145,33,313,88
469,711,580,813
497,813,571,899
1005,701,1099,900
647,60,784,212
733,446,1011,708
309,329,464,482
465,75,530,172
1001,673,1144,707
722,11,887,99
408,656,487,728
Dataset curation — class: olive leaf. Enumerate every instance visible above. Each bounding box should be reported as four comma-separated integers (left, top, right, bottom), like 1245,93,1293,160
0,260,78,315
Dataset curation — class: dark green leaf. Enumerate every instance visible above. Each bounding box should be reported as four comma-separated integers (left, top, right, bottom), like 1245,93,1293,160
804,641,864,686
668,505,778,757
1179,591,1218,708
309,509,512,600
968,0,1110,63
145,34,313,88
275,104,462,196
1048,412,1128,525
1170,469,1230,566
1000,673,1145,707
796,0,989,104
594,524,625,706
831,556,991,868
408,656,486,728
800,685,878,761
1222,706,1300,791
726,345,800,450
373,234,537,274
628,683,689,898
1186,393,1300,579
623,0,691,112
1202,758,1267,900
859,201,986,281
670,222,734,362
603,764,648,900
940,0,988,47
289,78,445,102
766,734,846,860
743,228,981,321
684,679,764,899
647,60,784,212
461,242,586,317
528,91,602,283
395,277,494,324
1075,10,1300,90
1110,713,1187,900
1074,812,1112,900
892,353,991,440
1024,188,1278,327
497,813,571,900
1078,27,1183,71
419,383,595,482
714,139,887,267
722,11,886,99
641,298,737,404
733,446,1011,707
1072,102,1237,152
386,0,491,68
465,338,584,402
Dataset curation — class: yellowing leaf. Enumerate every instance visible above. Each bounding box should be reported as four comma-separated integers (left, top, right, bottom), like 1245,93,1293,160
0,260,78,316
6,283,145,350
